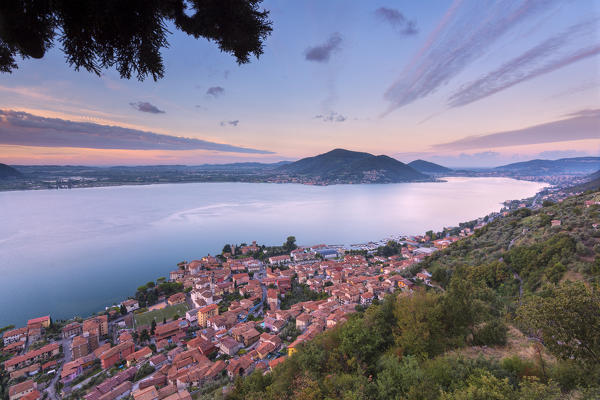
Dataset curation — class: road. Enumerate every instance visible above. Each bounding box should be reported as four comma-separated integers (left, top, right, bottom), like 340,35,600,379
45,336,71,400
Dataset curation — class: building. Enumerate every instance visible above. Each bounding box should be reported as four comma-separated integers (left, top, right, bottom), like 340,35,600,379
71,335,89,359
61,322,82,339
4,343,61,372
217,336,242,356
83,315,108,338
268,255,291,265
267,289,279,310
122,299,140,313
8,380,37,400
27,316,50,329
197,304,219,328
167,292,186,306
99,341,135,369
2,327,28,346
154,319,188,342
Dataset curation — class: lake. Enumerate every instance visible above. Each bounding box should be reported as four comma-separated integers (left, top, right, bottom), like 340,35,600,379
0,177,545,327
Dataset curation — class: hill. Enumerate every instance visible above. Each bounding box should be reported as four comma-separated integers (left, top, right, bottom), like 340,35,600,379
408,159,452,174
277,149,429,183
228,191,600,400
495,156,600,176
0,163,22,179
566,170,600,193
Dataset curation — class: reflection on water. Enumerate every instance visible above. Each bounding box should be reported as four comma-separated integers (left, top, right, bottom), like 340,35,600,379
0,178,545,326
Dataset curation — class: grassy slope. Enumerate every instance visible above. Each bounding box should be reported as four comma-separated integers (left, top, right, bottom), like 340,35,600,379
134,303,188,327
224,191,600,400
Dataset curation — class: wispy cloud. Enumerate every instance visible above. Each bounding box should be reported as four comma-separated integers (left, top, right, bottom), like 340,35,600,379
304,33,343,63
448,20,600,107
375,7,418,35
206,86,225,97
0,110,272,154
314,112,347,122
129,101,165,114
431,109,600,151
220,120,239,127
384,0,561,113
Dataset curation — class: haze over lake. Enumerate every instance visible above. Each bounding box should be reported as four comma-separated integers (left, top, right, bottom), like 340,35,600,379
0,177,545,326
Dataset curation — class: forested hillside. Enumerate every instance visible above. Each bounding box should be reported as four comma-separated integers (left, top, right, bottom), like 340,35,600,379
225,191,600,400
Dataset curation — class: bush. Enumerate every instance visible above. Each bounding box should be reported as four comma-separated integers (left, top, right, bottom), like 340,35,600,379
472,320,507,346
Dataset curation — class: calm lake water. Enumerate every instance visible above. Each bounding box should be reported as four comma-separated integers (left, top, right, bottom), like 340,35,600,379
0,177,545,326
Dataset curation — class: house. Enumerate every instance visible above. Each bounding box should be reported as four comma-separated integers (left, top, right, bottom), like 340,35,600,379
132,385,159,400
154,319,188,342
167,292,186,306
99,341,135,369
71,335,90,359
19,391,41,400
255,341,276,359
185,308,201,324
551,219,562,227
240,329,261,347
2,327,28,346
267,289,279,310
27,316,50,329
360,292,374,305
122,299,140,313
170,270,185,281
83,315,109,337
3,343,61,372
227,356,254,378
61,322,82,339
232,273,250,286
269,356,286,371
8,380,37,400
217,336,242,356
126,346,153,366
268,255,291,265
186,337,216,356
9,364,39,380
316,248,338,259
197,304,219,328
295,313,312,331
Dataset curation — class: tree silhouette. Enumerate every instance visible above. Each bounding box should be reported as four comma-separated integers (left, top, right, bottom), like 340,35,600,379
0,0,272,80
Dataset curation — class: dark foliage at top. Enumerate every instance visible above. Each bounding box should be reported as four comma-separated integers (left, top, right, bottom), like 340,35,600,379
0,0,272,80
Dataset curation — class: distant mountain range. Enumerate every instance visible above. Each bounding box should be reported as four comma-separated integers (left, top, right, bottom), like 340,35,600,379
0,163,22,179
276,149,430,183
408,159,452,174
495,157,600,176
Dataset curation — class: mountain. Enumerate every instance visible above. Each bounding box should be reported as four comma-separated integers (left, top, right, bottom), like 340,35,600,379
566,169,600,193
408,159,452,174
495,156,600,176
277,149,429,183
0,163,23,179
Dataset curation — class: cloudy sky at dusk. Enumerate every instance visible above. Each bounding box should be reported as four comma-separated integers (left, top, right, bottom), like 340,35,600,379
0,0,598,167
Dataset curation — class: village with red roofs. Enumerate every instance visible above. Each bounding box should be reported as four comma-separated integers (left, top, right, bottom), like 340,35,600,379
1,187,587,400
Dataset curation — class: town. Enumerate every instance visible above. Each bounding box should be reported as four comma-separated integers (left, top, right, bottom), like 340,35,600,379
1,188,596,400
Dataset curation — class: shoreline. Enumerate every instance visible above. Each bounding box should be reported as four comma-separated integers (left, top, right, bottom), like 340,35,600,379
0,180,551,329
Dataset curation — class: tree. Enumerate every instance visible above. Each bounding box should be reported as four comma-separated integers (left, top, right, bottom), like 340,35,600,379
119,304,127,315
139,329,150,343
151,319,157,335
284,236,297,252
222,244,232,254
517,282,600,366
0,0,272,79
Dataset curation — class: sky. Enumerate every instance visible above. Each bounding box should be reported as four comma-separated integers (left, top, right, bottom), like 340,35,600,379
0,0,599,168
